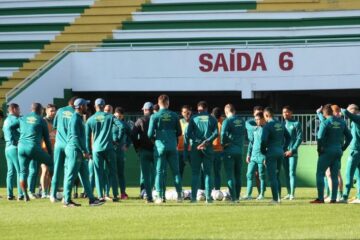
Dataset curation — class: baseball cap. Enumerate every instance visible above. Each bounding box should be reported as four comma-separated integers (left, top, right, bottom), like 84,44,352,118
74,98,90,109
142,102,153,110
95,98,105,106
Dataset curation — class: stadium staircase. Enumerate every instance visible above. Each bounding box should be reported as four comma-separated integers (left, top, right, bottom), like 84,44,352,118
0,0,147,107
2,0,360,107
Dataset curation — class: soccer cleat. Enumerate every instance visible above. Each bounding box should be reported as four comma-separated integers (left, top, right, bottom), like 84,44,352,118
337,199,348,204
310,199,324,204
289,195,295,201
89,199,104,207
24,194,30,202
242,195,253,200
120,193,129,200
50,196,59,203
145,199,154,204
7,196,15,201
282,194,290,200
349,199,360,204
256,195,264,200
64,200,81,208
28,193,37,200
17,196,24,201
269,200,280,205
112,198,120,203
329,200,337,204
99,198,106,203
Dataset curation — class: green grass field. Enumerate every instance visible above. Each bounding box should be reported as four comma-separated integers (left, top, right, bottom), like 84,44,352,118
0,187,359,240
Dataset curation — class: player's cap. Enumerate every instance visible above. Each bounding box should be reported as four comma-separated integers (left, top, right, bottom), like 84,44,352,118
95,98,105,106
142,102,153,110
74,98,90,109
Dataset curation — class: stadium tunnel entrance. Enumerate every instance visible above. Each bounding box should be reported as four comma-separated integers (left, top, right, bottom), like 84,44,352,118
73,89,360,115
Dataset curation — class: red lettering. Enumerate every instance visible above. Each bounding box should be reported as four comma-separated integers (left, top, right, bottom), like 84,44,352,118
213,53,229,72
279,52,293,71
237,53,251,71
252,52,267,71
199,53,213,72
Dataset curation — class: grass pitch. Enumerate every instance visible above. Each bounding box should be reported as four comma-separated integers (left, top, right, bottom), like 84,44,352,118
0,187,358,240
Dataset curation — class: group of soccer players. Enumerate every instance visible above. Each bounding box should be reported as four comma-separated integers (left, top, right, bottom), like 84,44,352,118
2,94,360,207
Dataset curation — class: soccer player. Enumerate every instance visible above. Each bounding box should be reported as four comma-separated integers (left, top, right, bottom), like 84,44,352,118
282,106,302,200
245,106,264,196
212,107,223,191
177,105,192,179
148,94,183,204
221,104,245,202
86,99,122,202
131,102,155,203
261,107,289,204
50,96,77,203
316,105,345,201
63,98,103,207
18,103,53,202
311,104,352,204
340,104,360,203
39,104,56,199
3,103,23,200
185,101,218,203
245,112,266,200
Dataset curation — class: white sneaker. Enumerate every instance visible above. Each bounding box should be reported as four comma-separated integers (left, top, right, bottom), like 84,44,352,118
50,196,59,203
283,194,290,200
349,199,360,204
155,198,163,204
324,197,331,203
28,193,37,200
289,195,295,201
337,199,348,204
269,200,280,205
256,195,264,200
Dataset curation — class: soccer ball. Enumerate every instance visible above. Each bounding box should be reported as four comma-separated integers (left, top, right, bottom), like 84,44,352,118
152,190,158,200
212,190,224,201
165,190,178,201
197,189,206,201
56,192,63,199
183,190,191,200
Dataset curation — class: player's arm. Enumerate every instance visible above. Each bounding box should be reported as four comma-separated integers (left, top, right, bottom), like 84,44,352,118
283,123,291,152
291,122,303,154
245,120,254,142
42,119,53,155
220,119,229,147
52,110,59,130
205,116,218,143
85,119,92,154
316,121,327,154
342,124,352,151
260,124,269,155
184,117,194,144
147,114,156,140
341,109,360,125
175,114,182,139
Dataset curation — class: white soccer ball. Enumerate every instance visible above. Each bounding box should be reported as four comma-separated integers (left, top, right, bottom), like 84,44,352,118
222,190,231,201
212,190,224,201
171,191,178,201
152,190,158,200
197,189,206,201
183,190,191,200
56,192,63,199
165,190,173,200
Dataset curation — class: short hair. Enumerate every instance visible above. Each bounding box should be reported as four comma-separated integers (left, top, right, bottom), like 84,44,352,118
68,96,78,106
253,106,263,113
8,103,19,111
153,104,159,111
282,105,293,112
322,104,333,116
264,107,274,116
331,104,340,114
32,103,43,114
224,104,235,114
197,101,208,110
181,105,192,111
255,112,264,119
348,104,359,111
212,107,222,119
158,94,169,105
114,106,125,115
46,104,56,109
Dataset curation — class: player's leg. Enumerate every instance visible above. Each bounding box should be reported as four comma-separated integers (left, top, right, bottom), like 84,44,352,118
27,159,39,199
50,146,65,201
234,153,242,201
18,146,31,201
167,150,183,200
103,159,110,199
10,147,23,199
107,149,119,200
203,151,214,202
276,157,282,199
289,156,298,199
337,168,344,200
266,156,279,202
40,163,49,198
283,157,291,199
5,148,16,200
223,153,236,201
329,157,340,202
325,168,332,201
93,151,105,199
63,148,81,206
140,150,154,202
154,149,166,203
245,160,256,198
88,158,95,193
178,151,186,180
78,159,97,202
213,151,222,190
116,149,127,199
257,162,266,199
190,149,202,202
314,154,330,202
